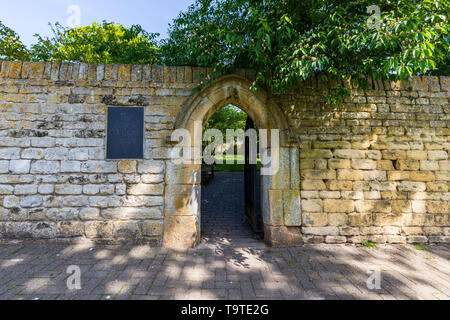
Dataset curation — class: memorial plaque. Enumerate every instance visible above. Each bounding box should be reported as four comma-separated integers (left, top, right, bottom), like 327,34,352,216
106,107,144,159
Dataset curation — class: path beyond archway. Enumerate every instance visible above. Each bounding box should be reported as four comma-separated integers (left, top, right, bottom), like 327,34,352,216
199,172,265,249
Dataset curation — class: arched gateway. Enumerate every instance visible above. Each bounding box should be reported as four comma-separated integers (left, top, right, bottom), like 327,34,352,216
163,75,303,248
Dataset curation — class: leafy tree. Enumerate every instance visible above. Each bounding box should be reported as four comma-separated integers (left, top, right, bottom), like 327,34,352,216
204,105,247,136
0,21,31,61
163,0,449,100
31,21,161,64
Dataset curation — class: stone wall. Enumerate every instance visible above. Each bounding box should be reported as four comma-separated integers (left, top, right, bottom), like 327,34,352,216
280,75,449,244
0,60,448,246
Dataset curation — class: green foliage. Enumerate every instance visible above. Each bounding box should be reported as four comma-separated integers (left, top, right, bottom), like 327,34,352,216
1,1,448,103
30,21,161,64
413,243,428,251
0,21,32,61
163,0,449,100
358,241,377,248
204,105,247,136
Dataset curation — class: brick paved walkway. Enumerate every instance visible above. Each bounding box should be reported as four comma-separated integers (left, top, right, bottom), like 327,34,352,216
0,172,448,300
0,242,449,300
200,172,264,248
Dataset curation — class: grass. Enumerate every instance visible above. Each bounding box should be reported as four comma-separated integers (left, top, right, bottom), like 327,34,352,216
210,154,261,172
413,243,428,251
358,241,377,248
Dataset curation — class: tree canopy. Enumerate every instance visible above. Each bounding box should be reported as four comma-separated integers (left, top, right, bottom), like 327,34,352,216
31,21,161,64
162,0,449,96
0,21,32,61
0,0,448,98
204,105,247,136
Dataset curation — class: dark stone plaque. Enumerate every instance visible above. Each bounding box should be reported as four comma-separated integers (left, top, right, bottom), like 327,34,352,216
106,107,144,159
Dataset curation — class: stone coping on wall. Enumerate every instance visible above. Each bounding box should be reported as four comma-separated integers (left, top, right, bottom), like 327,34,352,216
0,60,448,92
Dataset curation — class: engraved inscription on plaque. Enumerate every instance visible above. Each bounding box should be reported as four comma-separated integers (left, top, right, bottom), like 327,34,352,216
106,107,144,159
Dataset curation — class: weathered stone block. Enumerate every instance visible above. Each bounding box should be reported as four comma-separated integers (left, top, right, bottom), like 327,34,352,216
85,221,114,238
31,161,60,174
10,160,31,173
14,184,38,195
410,171,435,182
0,185,14,195
377,160,394,171
46,208,79,221
264,225,303,247
302,212,327,227
81,161,117,173
326,180,353,191
337,169,363,181
283,192,301,225
328,159,350,169
398,181,426,192
320,191,342,199
138,160,165,174
163,216,198,248
57,221,84,237
55,184,83,195
301,226,339,236
348,213,373,226
301,199,322,212
20,196,43,208
300,149,333,159
142,220,163,236
334,149,365,159
394,160,419,171
428,151,447,160
268,190,283,225
339,226,360,236
61,161,81,173
382,150,406,160
427,201,449,214
127,184,164,195
328,213,347,226
165,185,200,216
113,221,141,239
32,222,57,239
325,236,347,243
323,199,354,213
79,208,101,220
352,159,376,170
402,213,435,226
102,207,162,220
301,180,326,190
387,171,410,181
355,200,391,213
301,169,336,180
426,182,448,192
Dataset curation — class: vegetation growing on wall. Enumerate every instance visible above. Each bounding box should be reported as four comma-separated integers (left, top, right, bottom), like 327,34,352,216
1,0,448,100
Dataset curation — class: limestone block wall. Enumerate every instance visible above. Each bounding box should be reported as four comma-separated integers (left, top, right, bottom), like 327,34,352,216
0,61,206,245
279,75,449,244
0,60,448,246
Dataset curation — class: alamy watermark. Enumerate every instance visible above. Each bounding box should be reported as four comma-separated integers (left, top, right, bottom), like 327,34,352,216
367,5,381,31
366,266,381,290
66,5,81,28
170,121,280,176
66,265,81,290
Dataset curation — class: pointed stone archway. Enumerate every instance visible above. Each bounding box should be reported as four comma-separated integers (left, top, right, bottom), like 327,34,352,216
163,74,302,248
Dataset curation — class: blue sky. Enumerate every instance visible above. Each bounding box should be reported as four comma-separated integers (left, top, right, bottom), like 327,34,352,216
1,0,194,46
